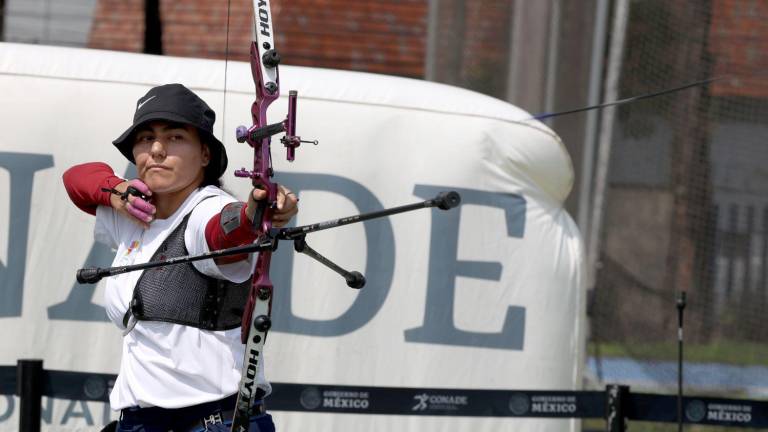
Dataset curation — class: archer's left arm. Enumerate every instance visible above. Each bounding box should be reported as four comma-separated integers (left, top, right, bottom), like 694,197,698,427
205,185,298,264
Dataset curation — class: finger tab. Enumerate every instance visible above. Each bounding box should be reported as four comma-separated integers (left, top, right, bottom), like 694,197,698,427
129,179,152,195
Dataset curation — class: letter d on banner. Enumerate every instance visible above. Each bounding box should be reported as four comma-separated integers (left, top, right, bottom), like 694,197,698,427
271,173,395,336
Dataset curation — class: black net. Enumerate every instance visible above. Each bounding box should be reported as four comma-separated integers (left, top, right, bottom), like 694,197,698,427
590,0,768,404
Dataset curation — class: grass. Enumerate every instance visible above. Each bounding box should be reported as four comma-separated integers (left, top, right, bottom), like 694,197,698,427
589,341,768,366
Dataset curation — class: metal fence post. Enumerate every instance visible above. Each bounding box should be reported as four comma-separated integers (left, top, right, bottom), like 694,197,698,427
16,359,43,432
606,384,629,432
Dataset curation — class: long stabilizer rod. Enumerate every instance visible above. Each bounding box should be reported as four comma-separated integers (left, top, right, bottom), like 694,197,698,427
279,191,461,240
76,191,462,284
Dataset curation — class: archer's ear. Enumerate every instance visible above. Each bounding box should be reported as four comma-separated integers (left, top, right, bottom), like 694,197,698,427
201,143,211,167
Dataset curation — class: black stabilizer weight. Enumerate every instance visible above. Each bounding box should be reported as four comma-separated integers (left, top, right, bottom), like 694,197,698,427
253,315,272,332
434,191,461,210
262,49,281,68
76,268,103,284
293,236,307,253
345,271,366,289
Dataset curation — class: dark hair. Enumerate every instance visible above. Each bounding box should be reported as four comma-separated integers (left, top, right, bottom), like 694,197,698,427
201,166,223,187
200,139,223,188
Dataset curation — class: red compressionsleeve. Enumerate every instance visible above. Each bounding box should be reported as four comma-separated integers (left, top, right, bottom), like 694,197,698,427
62,162,124,215
205,203,258,264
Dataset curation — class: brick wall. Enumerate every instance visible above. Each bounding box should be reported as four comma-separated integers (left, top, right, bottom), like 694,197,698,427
86,1,766,98
430,0,512,97
277,0,428,77
710,0,768,97
88,0,144,52
88,0,429,78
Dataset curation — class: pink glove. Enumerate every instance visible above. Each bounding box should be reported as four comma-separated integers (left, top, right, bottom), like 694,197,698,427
124,179,155,223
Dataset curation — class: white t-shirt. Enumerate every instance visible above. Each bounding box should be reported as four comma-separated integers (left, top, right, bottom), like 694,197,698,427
95,186,271,410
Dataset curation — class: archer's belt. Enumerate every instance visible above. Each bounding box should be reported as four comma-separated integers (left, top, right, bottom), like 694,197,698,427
119,389,267,431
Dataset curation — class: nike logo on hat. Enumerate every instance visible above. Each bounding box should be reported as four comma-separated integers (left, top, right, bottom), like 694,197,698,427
137,95,157,112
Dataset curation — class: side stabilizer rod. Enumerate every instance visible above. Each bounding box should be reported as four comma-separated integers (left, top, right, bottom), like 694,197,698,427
294,236,365,289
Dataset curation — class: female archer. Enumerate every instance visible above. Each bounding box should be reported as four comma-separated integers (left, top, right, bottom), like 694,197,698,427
63,83,296,431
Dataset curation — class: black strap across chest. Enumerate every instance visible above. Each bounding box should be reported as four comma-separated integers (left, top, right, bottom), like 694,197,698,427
124,198,250,331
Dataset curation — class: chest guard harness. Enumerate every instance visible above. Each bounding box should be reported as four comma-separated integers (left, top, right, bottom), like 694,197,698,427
123,204,250,331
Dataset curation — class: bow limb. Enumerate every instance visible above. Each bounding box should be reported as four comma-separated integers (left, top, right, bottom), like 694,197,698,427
231,1,281,429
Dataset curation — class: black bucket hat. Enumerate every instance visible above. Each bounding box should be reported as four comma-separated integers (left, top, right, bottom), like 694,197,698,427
112,83,228,179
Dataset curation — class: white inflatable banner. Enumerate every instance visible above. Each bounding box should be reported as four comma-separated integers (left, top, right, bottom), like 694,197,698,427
0,43,585,431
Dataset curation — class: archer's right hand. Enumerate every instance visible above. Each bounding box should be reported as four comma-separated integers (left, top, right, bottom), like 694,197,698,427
111,179,155,229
